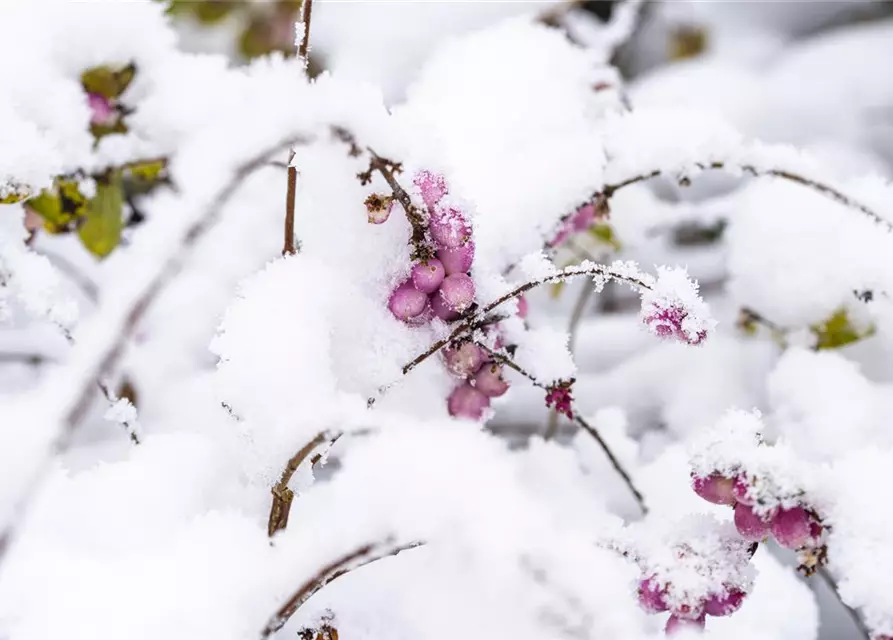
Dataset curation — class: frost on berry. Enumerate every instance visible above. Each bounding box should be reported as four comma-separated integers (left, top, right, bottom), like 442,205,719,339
413,169,447,209
443,342,484,378
639,267,714,345
544,381,574,418
411,258,445,294
447,383,490,420
388,280,427,321
429,206,472,248
770,507,812,550
637,578,669,613
437,243,474,276
703,589,745,617
733,503,771,542
473,363,509,398
438,273,475,312
691,473,736,506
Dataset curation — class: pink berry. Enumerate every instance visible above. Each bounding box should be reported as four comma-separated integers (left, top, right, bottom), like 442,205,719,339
517,295,528,319
430,206,471,248
447,384,490,420
734,503,771,542
666,614,706,635
474,363,509,397
413,170,447,209
438,273,475,312
570,203,596,232
430,292,459,321
88,92,116,127
704,589,745,617
437,243,475,275
411,259,445,294
637,578,668,613
771,507,812,550
691,473,736,506
672,602,704,621
732,476,755,506
443,342,484,378
388,281,427,321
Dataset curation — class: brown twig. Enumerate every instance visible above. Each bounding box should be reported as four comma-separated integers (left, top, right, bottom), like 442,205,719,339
98,381,141,445
260,539,423,639
268,430,340,537
363,149,434,262
283,151,298,256
0,135,308,568
475,342,647,513
297,0,314,71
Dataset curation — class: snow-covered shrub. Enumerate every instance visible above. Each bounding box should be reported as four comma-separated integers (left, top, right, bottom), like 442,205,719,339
1,2,893,640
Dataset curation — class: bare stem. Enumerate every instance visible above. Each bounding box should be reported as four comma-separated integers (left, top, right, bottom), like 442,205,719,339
283,151,298,256
268,430,341,537
475,342,647,513
297,0,314,71
260,539,423,639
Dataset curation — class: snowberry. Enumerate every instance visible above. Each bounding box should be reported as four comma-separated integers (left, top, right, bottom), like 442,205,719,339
443,342,485,378
429,206,472,248
430,291,460,321
770,507,812,550
665,613,706,635
437,243,474,275
642,304,707,346
637,578,668,613
413,169,447,209
388,281,427,321
516,295,528,319
447,383,490,420
473,363,509,397
732,476,755,506
734,503,771,542
438,273,475,312
704,589,745,617
411,259,446,294
691,473,736,506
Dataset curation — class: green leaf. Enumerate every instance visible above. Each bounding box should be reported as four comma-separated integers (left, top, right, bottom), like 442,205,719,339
589,222,622,251
0,183,31,205
77,173,124,258
812,308,875,350
81,62,137,99
27,179,88,232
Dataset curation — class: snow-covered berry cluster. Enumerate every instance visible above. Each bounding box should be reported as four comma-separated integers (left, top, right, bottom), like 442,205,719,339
692,472,824,551
619,516,755,636
442,341,510,420
386,170,476,324
639,267,714,346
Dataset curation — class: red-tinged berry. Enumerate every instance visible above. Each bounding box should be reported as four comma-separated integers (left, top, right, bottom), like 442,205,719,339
691,473,736,506
411,258,445,294
734,502,771,542
447,383,490,420
771,507,812,549
665,613,705,635
637,578,668,613
473,363,509,397
704,589,745,617
437,243,474,275
438,273,475,312
443,342,484,378
388,281,427,321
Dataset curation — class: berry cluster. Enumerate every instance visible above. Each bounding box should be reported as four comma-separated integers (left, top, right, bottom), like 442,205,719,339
386,171,477,324
692,473,824,550
443,341,510,420
638,576,746,635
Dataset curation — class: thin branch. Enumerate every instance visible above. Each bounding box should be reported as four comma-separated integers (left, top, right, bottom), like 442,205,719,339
0,352,51,366
400,263,651,380
475,342,647,513
37,249,100,304
544,283,594,441
98,381,141,445
364,148,434,262
260,539,423,639
817,566,871,640
268,430,340,537
297,0,314,71
283,151,298,256
590,163,892,233
0,135,308,568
